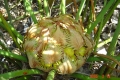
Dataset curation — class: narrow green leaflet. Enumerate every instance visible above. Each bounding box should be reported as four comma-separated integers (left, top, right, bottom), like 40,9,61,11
44,0,50,17
75,0,86,21
71,73,120,80
107,12,120,55
60,0,66,14
87,0,115,34
0,13,23,48
4,0,13,25
24,0,37,23
0,69,43,80
0,49,27,62
46,70,56,80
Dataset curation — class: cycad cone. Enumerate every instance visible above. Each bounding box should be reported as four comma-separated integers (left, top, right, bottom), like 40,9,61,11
23,15,94,74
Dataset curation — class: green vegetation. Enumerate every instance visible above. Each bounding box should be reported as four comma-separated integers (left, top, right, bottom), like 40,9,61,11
0,0,120,80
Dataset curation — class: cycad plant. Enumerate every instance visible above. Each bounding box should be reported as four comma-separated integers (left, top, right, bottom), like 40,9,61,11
23,14,94,74
0,0,120,80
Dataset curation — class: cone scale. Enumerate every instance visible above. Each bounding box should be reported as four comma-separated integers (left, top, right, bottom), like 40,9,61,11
23,15,94,74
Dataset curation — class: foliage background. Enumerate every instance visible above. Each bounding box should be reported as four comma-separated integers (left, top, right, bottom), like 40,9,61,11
0,0,120,80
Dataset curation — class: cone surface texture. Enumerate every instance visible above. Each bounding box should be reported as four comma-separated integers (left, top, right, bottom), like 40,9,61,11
23,15,94,74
